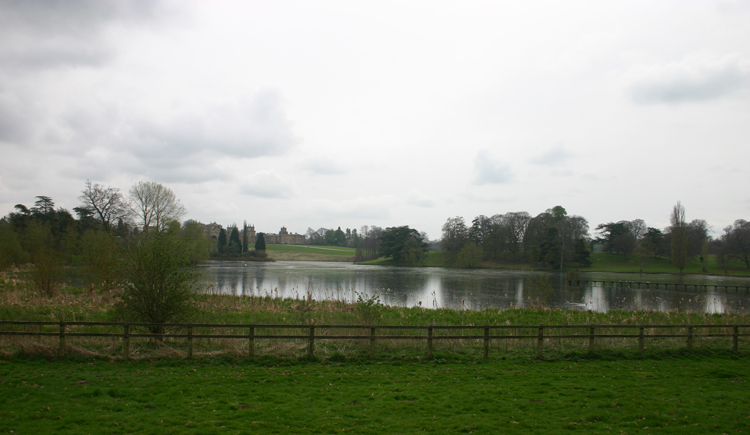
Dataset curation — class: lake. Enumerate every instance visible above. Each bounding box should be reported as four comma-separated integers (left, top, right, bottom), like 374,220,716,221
196,260,750,314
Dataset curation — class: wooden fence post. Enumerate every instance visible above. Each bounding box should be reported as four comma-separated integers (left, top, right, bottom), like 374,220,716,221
537,326,544,358
427,327,433,360
639,326,644,354
308,326,315,360
369,327,376,361
687,326,693,351
483,327,490,359
59,321,66,357
589,327,595,353
187,325,193,359
733,326,738,352
248,326,255,358
123,323,130,360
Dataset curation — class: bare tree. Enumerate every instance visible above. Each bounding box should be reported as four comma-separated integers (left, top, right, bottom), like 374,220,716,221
670,201,688,275
78,180,130,232
128,181,186,233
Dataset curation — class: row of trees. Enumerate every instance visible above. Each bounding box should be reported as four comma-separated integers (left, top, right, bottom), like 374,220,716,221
215,221,266,257
441,206,591,268
0,181,212,290
439,202,749,272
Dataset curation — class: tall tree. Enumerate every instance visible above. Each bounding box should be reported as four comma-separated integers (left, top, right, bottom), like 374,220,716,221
670,201,688,275
441,217,468,265
242,221,249,253
78,180,130,232
229,225,242,255
128,181,186,233
255,233,266,252
379,226,427,265
217,228,227,254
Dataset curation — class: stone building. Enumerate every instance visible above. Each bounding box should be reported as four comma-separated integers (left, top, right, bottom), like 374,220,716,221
242,226,306,245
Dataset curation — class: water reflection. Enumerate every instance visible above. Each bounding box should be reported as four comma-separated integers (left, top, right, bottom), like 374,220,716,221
196,261,750,314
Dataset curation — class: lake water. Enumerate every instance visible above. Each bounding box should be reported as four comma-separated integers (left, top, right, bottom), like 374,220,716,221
196,260,750,314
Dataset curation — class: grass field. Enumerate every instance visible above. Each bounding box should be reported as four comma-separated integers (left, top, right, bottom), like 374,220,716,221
264,244,356,262
1,355,748,434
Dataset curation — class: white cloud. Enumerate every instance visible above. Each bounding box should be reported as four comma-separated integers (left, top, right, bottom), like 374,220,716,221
300,157,347,175
530,144,574,166
627,53,750,104
473,149,515,185
239,171,294,199
312,196,397,221
407,191,436,208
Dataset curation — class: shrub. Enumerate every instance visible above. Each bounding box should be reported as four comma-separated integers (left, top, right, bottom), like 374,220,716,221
112,233,198,335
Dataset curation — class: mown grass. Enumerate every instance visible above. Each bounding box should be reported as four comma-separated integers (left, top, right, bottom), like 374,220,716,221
362,252,750,278
0,355,748,434
265,244,356,256
579,253,750,276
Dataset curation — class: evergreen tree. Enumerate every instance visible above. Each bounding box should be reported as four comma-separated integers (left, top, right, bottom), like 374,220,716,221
217,228,227,254
242,221,249,253
255,233,266,251
670,201,688,275
229,226,241,254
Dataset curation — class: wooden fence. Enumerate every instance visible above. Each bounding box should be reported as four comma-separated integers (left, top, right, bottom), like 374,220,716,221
0,321,747,360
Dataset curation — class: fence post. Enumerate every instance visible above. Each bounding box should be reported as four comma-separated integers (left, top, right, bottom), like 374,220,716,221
123,323,130,360
639,326,644,354
687,326,693,351
733,326,738,352
483,327,490,359
369,327,376,361
248,326,255,358
589,327,595,353
308,326,315,360
59,321,66,357
537,326,544,358
427,327,433,360
187,325,193,360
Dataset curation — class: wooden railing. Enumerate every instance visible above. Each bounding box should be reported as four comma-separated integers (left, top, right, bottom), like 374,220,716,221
0,321,747,360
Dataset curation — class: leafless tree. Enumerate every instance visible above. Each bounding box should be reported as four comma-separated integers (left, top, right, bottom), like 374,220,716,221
78,180,131,232
128,181,186,233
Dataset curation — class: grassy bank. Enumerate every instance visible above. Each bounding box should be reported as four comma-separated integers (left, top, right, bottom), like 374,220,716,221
361,252,750,278
264,244,355,262
1,356,748,434
2,267,749,362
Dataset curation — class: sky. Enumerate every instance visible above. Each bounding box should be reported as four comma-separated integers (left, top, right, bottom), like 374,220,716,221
1,0,749,240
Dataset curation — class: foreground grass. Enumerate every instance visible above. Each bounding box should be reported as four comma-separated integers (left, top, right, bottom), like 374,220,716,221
0,355,748,434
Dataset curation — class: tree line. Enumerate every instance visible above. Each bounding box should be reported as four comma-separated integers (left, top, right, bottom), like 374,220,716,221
437,203,750,272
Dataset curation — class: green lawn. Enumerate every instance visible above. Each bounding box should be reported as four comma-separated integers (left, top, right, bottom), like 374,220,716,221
1,356,747,434
265,244,356,256
579,253,750,276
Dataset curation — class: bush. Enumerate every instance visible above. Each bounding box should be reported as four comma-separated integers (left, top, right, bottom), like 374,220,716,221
31,247,65,296
112,233,198,334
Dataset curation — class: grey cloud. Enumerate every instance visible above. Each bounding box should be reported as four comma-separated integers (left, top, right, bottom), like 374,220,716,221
0,0,163,71
473,149,515,185
628,53,749,104
239,171,294,199
531,144,574,166
128,91,300,165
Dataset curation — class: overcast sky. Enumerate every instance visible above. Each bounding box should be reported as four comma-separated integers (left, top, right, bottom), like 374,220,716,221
1,0,749,239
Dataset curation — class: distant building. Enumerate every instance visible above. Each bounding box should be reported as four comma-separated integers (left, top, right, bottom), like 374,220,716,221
204,222,223,240
242,226,305,245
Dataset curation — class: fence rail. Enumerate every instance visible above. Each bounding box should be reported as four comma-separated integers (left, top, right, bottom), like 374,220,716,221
1,320,747,360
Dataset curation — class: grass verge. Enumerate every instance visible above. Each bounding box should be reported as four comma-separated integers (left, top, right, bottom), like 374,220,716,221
0,355,748,434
